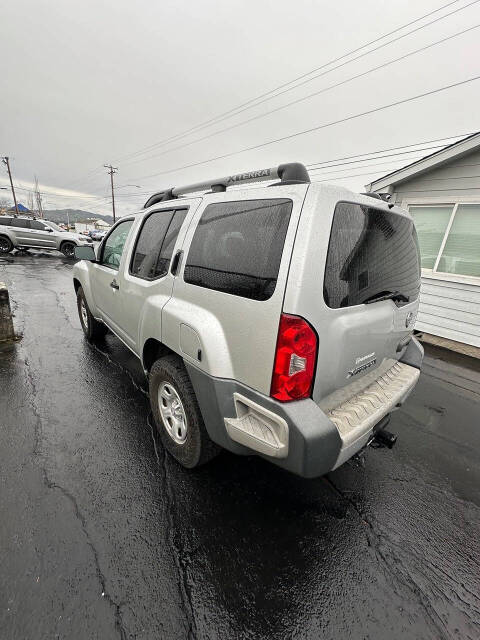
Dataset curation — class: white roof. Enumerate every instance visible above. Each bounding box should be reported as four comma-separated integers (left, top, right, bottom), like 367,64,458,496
365,132,480,192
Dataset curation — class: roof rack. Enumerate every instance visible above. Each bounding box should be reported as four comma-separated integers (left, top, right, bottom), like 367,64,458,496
143,162,310,208
361,192,395,209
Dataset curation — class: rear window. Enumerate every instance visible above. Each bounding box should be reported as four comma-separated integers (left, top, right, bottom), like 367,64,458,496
184,198,293,301
324,202,421,308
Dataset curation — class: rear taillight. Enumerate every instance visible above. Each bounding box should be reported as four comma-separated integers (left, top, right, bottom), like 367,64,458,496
270,313,317,402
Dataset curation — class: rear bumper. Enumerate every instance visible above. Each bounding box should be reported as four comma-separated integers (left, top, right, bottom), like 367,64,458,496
185,338,423,478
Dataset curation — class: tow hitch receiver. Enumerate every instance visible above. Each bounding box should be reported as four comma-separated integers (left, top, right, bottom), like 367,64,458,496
373,429,398,449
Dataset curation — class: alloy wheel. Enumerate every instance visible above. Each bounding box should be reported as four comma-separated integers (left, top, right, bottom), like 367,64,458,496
158,381,188,444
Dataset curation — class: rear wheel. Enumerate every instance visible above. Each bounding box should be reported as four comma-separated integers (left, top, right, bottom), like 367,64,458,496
76,286,108,341
61,241,76,258
149,355,220,468
0,236,13,254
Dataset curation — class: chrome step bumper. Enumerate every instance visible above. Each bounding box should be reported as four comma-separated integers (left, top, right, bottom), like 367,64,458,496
327,361,420,468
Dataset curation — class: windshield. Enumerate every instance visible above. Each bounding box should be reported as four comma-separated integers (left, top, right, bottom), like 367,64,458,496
324,201,421,308
45,221,65,232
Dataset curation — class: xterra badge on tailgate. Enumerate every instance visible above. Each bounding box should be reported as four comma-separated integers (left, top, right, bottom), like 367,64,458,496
348,352,377,378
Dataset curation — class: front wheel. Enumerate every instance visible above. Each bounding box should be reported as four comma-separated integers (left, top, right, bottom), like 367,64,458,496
149,355,220,468
0,236,13,254
61,241,76,258
76,286,108,341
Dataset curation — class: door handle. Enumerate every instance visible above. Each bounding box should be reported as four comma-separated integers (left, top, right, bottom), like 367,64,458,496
170,250,183,276
110,279,119,290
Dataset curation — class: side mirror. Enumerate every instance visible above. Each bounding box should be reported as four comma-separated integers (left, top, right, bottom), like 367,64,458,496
74,245,96,261
46,227,53,232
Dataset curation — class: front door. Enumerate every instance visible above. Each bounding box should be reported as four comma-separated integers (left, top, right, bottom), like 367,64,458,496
115,205,195,352
28,220,57,248
90,218,134,333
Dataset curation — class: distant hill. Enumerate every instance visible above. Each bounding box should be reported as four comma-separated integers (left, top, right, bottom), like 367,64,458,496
42,209,114,225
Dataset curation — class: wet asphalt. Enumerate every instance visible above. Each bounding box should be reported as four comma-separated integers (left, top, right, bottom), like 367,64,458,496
0,250,479,640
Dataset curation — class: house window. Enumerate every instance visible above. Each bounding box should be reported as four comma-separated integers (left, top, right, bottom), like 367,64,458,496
409,206,453,269
409,203,480,279
437,204,480,278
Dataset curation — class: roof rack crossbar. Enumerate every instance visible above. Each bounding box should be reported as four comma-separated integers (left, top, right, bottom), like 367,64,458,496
143,162,310,208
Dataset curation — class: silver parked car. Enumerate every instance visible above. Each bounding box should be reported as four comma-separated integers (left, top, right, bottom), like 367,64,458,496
73,163,423,477
0,216,93,257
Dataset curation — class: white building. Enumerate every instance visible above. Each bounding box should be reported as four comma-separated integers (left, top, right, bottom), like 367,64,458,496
366,132,480,349
75,219,111,233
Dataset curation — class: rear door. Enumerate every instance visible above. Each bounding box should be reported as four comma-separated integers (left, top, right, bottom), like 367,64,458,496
284,186,421,404
161,185,309,394
8,218,31,245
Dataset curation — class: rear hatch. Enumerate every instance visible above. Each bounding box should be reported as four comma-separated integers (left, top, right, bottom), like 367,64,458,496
284,187,421,407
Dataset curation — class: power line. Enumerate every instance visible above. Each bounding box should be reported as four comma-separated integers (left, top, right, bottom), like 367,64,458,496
120,19,480,169
121,19,479,170
131,75,480,182
112,0,474,166
303,134,473,169
308,157,426,176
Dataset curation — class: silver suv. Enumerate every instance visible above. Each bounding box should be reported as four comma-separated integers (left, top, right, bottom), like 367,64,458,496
72,163,423,477
0,216,93,257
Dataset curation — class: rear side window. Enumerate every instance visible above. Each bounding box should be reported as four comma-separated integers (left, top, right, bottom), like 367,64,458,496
324,202,421,308
11,218,29,228
0,218,12,226
184,198,292,301
156,209,188,276
131,208,188,280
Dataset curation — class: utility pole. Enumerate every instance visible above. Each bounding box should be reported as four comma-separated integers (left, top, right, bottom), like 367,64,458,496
104,164,118,224
34,176,44,219
1,157,19,216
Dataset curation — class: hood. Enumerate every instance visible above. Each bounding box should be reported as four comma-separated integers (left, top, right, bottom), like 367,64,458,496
62,231,90,241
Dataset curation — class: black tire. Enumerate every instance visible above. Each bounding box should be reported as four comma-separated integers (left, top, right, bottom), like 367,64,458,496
61,241,76,258
76,286,108,341
149,355,220,469
0,236,13,254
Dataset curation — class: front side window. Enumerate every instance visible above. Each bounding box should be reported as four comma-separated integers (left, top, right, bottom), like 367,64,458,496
30,220,48,230
101,219,134,269
324,202,421,308
0,218,12,226
130,208,188,280
184,199,293,301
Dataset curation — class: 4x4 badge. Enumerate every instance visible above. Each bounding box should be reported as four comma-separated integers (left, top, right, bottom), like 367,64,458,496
406,311,415,328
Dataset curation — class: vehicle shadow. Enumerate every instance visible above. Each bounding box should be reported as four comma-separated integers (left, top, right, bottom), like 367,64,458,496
83,331,368,639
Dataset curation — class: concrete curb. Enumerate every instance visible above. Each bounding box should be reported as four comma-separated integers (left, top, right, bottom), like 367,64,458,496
0,282,15,343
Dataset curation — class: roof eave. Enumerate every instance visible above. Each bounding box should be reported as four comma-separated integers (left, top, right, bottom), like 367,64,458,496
366,132,480,192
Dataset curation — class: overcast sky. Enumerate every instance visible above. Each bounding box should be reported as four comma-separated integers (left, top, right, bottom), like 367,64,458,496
1,0,479,217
